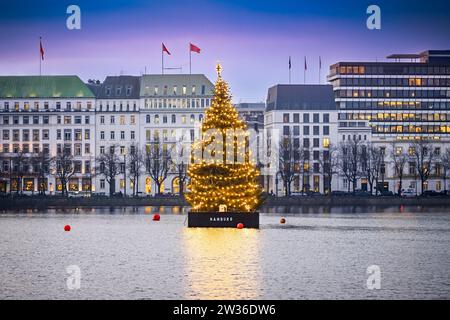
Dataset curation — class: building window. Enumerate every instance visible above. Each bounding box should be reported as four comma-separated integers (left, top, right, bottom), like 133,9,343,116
283,113,290,123
303,114,310,123
313,126,319,135
313,113,320,123
64,129,72,141
131,131,135,140
120,115,125,125
313,138,319,148
32,129,39,141
110,131,115,140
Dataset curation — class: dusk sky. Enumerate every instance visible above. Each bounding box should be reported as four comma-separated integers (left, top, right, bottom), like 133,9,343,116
0,0,449,102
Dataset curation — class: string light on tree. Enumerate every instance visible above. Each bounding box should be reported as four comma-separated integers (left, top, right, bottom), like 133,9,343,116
186,63,263,212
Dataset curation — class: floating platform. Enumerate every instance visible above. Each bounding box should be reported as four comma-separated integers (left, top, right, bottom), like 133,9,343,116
188,211,259,229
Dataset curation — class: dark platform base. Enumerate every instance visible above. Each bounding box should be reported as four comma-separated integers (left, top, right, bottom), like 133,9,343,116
188,211,260,229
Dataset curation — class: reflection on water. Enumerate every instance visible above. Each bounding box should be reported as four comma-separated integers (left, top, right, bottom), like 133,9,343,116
182,228,261,299
0,205,449,299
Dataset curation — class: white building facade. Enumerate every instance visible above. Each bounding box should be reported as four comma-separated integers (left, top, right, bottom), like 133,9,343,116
138,74,214,195
328,50,450,193
263,85,339,195
0,76,96,194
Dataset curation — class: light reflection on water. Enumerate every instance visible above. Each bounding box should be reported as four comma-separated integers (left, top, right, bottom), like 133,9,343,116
0,205,449,299
182,228,261,299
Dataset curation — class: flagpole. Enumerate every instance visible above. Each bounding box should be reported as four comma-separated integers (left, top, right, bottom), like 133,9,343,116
189,44,192,75
39,36,42,76
318,56,321,84
161,47,164,75
304,56,306,84
289,56,291,84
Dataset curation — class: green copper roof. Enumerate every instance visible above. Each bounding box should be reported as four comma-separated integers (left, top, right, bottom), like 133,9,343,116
0,76,95,99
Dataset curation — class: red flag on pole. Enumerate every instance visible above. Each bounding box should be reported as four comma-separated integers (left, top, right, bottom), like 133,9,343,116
162,43,171,55
190,43,201,54
40,37,44,60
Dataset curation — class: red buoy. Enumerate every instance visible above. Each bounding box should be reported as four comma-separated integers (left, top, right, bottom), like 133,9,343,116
153,214,160,221
64,225,71,232
237,223,244,229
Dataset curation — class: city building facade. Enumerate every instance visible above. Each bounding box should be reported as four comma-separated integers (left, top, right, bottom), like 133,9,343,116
88,76,140,196
1,49,449,197
264,85,339,195
0,76,96,194
328,50,450,193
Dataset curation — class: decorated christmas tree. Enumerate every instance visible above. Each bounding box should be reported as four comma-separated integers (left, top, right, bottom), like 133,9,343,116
186,64,263,212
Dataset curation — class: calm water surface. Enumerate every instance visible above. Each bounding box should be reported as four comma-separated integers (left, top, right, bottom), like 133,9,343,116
0,206,449,299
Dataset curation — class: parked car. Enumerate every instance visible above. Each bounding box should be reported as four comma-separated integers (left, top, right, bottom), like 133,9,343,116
422,190,440,197
305,191,322,196
379,190,394,196
402,189,416,198
331,191,348,196
353,190,372,197
290,192,308,196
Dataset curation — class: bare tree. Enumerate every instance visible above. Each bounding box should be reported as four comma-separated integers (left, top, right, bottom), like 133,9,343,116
390,142,409,196
277,135,298,196
11,149,28,195
171,139,189,196
127,143,145,197
411,140,435,195
95,145,120,197
299,145,310,193
338,139,363,193
145,141,172,196
318,144,339,195
52,150,75,197
441,147,450,192
360,143,384,195
32,151,51,196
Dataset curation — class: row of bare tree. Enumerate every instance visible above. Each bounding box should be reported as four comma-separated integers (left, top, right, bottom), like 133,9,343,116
0,141,189,197
278,136,450,196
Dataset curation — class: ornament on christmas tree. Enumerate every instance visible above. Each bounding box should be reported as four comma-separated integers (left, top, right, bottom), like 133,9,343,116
185,63,263,213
